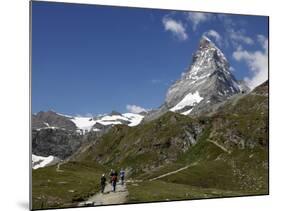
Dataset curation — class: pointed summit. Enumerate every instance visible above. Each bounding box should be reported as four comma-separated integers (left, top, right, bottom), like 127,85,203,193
199,35,213,47
164,34,244,116
181,35,229,82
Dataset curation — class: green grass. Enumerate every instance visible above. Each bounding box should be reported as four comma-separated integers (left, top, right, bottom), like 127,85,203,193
126,146,268,203
135,126,224,180
32,161,107,210
127,180,246,203
153,147,268,193
74,112,204,174
132,133,268,198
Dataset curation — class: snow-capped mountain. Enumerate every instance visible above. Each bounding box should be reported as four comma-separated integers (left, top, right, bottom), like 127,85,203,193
165,35,247,115
32,110,144,133
32,111,145,165
70,112,144,133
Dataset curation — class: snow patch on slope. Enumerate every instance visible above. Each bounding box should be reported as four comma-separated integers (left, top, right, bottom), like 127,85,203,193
170,91,204,112
181,109,193,115
70,113,144,132
71,117,94,132
32,154,59,169
36,126,65,131
123,113,144,126
100,115,128,121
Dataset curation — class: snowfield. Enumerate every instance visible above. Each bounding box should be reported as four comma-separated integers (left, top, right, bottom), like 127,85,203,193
70,117,95,132
70,113,144,132
32,154,59,169
122,113,144,126
170,91,204,112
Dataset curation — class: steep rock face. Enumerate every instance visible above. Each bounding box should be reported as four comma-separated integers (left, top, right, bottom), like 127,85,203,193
165,36,242,115
32,111,77,131
32,128,83,159
31,110,145,161
32,114,47,129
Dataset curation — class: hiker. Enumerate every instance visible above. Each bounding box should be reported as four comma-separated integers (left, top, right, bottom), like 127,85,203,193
100,173,106,193
111,171,118,192
120,169,125,185
109,169,114,188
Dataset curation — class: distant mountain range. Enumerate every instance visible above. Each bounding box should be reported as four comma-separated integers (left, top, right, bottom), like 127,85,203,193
32,110,146,163
32,110,145,133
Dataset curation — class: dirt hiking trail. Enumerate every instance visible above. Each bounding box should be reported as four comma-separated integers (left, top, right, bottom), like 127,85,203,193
79,182,128,206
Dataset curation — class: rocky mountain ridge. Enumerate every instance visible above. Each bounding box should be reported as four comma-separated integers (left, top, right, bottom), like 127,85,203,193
32,110,145,133
32,110,145,163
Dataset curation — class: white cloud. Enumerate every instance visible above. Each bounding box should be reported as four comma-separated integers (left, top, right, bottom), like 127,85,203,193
233,36,268,89
205,30,222,46
217,15,254,48
228,29,254,45
257,34,268,53
187,12,212,30
126,104,147,114
162,17,188,41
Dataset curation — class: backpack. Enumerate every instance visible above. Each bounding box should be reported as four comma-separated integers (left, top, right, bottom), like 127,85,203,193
101,177,106,184
112,175,117,182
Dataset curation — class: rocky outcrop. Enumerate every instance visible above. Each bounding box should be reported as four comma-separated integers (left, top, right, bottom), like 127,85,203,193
32,110,77,131
32,128,83,159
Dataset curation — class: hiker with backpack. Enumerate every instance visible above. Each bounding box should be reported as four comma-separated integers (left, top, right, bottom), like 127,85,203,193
100,173,106,193
110,170,118,192
120,169,125,185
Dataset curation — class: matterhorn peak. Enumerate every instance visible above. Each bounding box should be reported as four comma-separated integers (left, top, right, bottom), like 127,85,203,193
164,34,244,116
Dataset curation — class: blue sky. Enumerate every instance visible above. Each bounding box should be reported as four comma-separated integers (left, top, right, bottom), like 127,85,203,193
32,1,268,116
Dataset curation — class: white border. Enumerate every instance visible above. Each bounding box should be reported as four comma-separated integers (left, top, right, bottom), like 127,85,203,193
0,0,280,211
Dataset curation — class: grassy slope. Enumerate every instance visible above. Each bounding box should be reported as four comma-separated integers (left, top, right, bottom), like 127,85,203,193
127,144,267,203
128,180,245,203
75,112,204,176
157,148,268,193
127,83,269,202
32,161,107,209
128,137,267,203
